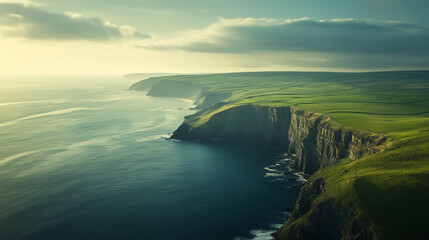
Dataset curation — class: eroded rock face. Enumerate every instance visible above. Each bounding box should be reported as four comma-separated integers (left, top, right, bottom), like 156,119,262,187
172,105,388,174
276,177,380,240
282,179,344,240
176,105,291,145
287,108,388,174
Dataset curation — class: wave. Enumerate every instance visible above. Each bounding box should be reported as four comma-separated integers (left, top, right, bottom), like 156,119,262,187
130,111,182,133
234,212,292,240
264,172,284,178
235,229,276,240
263,154,308,185
0,150,44,166
0,94,140,108
2,137,118,172
0,107,97,128
0,136,115,166
0,99,70,107
75,95,139,103
136,134,170,143
264,167,277,172
177,98,195,104
293,173,308,183
263,155,291,181
66,137,113,149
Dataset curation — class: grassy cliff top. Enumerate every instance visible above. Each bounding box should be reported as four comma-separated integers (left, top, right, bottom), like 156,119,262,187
148,71,429,139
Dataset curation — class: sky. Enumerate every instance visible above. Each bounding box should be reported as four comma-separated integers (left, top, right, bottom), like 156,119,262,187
1,0,429,75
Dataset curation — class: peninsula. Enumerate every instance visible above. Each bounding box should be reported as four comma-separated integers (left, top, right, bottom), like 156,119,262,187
131,71,429,240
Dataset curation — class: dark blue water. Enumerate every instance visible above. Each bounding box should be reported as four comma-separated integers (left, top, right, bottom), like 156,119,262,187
0,76,300,240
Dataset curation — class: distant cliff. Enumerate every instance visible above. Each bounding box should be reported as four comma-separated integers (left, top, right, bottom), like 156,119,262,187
124,73,179,81
130,78,231,110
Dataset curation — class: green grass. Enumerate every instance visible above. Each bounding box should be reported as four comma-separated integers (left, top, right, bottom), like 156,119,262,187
153,71,429,139
310,134,429,239
148,71,429,238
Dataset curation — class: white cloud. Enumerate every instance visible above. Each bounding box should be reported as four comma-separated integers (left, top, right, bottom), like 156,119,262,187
0,2,150,41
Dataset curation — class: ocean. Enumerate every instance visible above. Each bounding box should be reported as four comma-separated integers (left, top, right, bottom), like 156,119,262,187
0,76,300,240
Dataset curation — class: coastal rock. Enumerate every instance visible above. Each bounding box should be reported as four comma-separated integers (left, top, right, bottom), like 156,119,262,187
276,177,380,240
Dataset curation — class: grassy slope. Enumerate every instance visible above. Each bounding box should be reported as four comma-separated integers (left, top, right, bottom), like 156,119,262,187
155,71,429,138
151,71,429,238
302,134,429,239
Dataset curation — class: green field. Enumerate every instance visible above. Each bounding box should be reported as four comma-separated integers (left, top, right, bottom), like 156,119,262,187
143,71,429,239
152,71,429,139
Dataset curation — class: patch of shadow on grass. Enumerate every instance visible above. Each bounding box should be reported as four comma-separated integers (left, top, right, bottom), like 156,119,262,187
354,177,429,240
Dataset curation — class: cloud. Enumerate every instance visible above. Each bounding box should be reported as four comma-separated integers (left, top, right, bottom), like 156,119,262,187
143,17,429,56
0,2,150,41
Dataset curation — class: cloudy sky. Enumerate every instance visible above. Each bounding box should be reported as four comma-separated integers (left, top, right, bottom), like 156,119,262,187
1,0,428,75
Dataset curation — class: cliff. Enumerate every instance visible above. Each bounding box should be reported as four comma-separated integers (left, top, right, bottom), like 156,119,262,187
275,177,380,240
130,76,428,240
170,103,395,239
130,78,231,110
172,105,388,174
130,78,210,99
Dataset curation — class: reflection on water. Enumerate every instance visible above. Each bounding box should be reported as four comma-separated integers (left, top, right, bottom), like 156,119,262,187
0,76,300,240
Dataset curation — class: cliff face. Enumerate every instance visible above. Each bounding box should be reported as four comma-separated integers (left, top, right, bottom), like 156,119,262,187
172,105,388,174
174,105,291,146
276,178,380,240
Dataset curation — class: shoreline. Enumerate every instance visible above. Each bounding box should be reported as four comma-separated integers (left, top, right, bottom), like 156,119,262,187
130,79,379,239
129,72,428,239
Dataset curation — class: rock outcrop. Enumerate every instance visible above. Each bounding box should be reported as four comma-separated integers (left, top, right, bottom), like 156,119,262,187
275,177,380,240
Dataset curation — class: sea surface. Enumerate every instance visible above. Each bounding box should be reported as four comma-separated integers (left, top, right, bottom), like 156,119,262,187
0,76,301,240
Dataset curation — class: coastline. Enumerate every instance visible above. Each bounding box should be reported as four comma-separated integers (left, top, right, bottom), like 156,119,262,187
129,77,384,239
129,72,429,240
162,89,309,239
